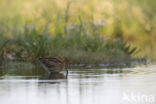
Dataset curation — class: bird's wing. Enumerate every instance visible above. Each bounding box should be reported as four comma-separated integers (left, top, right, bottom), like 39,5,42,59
43,59,62,67
48,58,62,63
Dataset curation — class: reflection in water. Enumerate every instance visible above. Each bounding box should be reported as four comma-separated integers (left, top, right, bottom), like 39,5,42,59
38,72,66,84
0,65,156,104
43,72,66,80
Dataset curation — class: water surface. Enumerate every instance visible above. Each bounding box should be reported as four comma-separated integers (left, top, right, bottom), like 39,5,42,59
0,64,156,104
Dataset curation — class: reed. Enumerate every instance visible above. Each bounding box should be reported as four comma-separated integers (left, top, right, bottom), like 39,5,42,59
0,0,154,65
0,23,137,65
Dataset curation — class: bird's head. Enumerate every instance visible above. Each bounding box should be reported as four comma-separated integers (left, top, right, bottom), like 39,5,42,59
61,57,70,68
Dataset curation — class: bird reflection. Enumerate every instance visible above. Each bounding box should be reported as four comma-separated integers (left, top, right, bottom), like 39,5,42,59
44,72,66,80
38,72,66,84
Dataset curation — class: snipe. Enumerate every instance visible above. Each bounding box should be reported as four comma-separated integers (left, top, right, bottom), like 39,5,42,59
39,57,69,76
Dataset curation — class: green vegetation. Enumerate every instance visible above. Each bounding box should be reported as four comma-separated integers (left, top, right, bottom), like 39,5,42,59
0,23,136,65
0,61,45,76
0,0,155,66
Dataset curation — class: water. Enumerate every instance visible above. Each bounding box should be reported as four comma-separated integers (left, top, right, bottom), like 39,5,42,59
0,65,156,104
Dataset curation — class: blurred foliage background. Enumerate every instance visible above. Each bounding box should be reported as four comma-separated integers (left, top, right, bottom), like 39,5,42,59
0,0,155,58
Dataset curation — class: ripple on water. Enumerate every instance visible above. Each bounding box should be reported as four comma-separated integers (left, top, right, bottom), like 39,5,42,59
0,65,156,104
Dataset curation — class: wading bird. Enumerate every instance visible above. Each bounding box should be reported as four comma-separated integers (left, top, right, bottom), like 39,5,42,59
39,57,69,78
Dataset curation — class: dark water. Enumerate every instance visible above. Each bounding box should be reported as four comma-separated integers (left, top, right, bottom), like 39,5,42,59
0,64,156,104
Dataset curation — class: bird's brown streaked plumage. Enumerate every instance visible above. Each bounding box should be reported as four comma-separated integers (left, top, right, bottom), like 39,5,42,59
44,72,66,80
38,57,69,75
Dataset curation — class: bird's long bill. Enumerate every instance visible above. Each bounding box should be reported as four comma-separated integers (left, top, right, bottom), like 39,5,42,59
66,62,71,70
65,63,70,79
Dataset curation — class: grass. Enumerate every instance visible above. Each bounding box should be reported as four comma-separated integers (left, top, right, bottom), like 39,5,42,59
0,0,155,66
0,61,45,76
0,23,137,66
